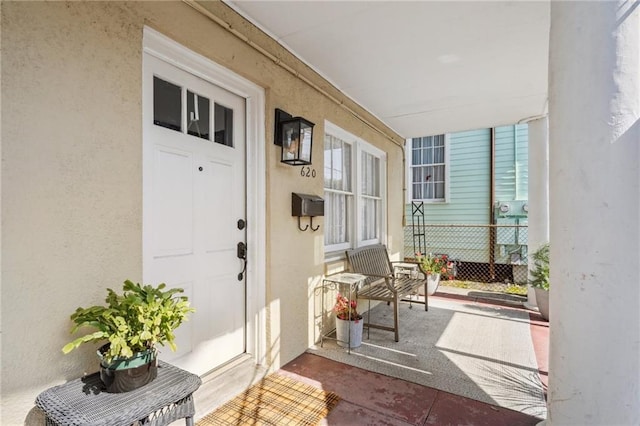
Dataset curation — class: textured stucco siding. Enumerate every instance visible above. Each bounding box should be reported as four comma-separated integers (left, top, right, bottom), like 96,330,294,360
1,2,404,424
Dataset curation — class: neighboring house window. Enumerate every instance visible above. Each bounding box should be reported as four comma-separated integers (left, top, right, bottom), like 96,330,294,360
409,135,447,201
324,122,386,254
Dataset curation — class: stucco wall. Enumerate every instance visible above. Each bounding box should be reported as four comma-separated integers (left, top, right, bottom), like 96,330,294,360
1,2,404,424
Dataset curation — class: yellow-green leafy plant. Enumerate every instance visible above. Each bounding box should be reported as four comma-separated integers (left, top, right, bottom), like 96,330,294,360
62,280,195,363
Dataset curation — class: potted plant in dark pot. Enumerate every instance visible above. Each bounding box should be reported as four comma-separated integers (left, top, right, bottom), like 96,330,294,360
62,280,195,393
529,243,550,321
333,293,363,348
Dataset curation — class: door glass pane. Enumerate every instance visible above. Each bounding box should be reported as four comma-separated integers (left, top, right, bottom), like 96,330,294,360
187,90,210,140
154,77,182,132
214,103,233,147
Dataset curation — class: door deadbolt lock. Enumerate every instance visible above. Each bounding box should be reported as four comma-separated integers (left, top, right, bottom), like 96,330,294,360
237,242,247,260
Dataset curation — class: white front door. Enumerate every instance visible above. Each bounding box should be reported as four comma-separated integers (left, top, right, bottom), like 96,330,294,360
143,53,247,376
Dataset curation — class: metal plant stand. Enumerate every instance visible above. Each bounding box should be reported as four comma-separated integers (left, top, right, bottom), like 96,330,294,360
319,272,367,354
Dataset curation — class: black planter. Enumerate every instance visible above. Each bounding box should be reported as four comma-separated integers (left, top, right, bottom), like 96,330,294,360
98,344,158,393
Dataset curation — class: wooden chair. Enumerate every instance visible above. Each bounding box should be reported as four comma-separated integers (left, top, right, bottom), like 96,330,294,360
345,244,427,342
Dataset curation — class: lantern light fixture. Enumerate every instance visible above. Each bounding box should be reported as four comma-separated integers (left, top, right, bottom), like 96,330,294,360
274,108,314,166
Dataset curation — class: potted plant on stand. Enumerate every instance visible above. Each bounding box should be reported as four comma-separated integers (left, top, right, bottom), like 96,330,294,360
529,243,550,321
418,253,454,295
333,293,363,348
62,280,195,393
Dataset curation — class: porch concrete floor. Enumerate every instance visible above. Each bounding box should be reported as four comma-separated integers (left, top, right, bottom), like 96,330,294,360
280,293,548,425
192,291,549,425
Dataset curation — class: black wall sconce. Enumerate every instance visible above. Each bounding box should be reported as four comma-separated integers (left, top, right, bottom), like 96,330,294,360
292,192,324,231
274,108,314,166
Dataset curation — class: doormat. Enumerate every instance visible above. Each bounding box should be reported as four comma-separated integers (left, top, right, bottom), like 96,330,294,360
196,373,341,425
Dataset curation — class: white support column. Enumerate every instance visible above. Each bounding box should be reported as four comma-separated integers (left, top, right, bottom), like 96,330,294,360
525,116,549,310
547,2,639,425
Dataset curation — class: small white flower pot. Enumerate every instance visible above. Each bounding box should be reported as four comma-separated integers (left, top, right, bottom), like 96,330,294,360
426,273,441,296
335,317,364,348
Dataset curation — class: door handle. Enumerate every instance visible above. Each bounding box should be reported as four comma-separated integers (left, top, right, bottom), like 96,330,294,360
237,242,247,281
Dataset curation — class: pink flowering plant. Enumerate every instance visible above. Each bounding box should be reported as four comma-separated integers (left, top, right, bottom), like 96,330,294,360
417,252,455,280
333,293,362,321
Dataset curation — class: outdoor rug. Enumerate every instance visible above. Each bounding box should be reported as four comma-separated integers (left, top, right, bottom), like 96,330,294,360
309,297,547,419
196,373,341,425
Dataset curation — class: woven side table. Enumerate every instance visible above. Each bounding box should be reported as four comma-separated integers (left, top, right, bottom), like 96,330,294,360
35,361,202,426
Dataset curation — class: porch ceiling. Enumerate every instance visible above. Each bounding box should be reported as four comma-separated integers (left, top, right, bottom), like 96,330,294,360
225,1,550,138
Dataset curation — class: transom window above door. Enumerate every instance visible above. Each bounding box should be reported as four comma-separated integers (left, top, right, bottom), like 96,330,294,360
153,76,233,147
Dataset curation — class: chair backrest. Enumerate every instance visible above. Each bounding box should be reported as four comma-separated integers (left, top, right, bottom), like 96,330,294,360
345,244,393,277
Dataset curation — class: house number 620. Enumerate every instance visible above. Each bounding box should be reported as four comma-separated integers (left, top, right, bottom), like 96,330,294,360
300,166,316,178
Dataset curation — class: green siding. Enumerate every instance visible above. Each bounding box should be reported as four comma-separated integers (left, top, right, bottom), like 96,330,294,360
407,129,490,223
494,124,529,202
406,124,529,224
405,124,529,263
406,128,491,225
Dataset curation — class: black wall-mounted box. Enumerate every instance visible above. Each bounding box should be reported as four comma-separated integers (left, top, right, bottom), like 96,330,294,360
292,193,324,217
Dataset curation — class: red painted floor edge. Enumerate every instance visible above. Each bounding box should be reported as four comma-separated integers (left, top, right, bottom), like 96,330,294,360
529,312,549,398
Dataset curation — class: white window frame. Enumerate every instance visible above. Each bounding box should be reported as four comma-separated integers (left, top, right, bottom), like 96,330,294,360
405,135,450,203
324,121,387,256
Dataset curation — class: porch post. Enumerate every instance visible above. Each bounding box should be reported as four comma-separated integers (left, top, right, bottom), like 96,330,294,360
525,116,549,310
546,2,639,425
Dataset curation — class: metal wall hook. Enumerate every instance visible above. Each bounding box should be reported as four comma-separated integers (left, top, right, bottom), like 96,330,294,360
298,216,309,231
310,216,320,231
